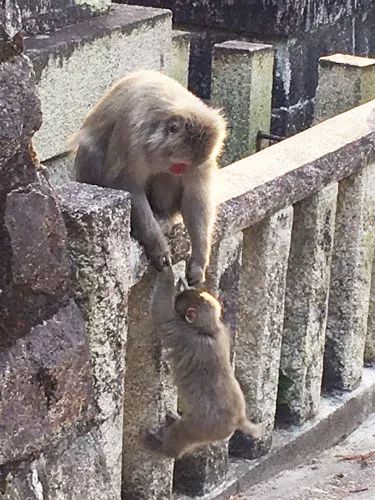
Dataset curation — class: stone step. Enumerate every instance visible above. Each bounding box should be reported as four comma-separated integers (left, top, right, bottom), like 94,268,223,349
24,4,172,168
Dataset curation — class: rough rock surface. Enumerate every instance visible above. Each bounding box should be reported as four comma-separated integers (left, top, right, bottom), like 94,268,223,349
278,184,338,425
230,207,293,459
0,4,94,497
324,163,375,391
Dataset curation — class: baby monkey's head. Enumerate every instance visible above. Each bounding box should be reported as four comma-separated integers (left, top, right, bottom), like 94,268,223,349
175,288,222,334
144,100,227,175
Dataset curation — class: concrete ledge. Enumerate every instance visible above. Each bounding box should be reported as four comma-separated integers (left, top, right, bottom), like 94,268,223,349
25,5,172,161
175,367,375,499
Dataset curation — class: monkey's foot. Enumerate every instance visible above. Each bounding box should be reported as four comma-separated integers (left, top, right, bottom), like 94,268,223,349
145,426,163,450
186,260,205,286
165,410,181,426
148,246,172,271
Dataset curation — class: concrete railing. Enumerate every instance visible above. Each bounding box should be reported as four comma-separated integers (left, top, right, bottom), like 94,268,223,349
56,98,375,499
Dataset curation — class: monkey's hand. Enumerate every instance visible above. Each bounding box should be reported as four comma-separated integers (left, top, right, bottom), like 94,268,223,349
186,259,206,286
145,234,172,271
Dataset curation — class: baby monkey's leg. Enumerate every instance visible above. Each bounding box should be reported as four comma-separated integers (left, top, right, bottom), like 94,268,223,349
147,418,203,459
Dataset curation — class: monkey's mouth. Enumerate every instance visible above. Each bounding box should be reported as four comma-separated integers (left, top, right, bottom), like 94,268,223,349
169,162,191,176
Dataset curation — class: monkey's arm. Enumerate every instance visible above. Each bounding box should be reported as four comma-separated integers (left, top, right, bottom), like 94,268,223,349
152,266,176,326
181,167,216,285
131,189,171,270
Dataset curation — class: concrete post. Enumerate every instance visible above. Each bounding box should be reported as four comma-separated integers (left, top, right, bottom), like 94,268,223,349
58,182,132,498
364,162,375,365
277,184,338,425
174,234,243,496
170,30,191,87
324,163,375,392
122,266,180,499
211,41,274,166
229,208,293,458
314,53,375,124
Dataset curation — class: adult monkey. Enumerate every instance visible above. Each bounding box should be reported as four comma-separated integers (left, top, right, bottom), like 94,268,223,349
70,70,227,285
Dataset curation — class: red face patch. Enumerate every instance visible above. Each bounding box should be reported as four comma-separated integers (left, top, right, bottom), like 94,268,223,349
169,163,190,176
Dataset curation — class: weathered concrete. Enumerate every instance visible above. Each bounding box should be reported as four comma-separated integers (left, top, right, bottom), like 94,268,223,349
170,30,191,87
174,235,243,496
57,182,132,497
366,260,375,364
25,4,172,162
1,427,118,499
277,184,338,425
123,0,371,37
315,54,375,124
235,410,375,499
211,41,274,165
324,162,375,392
19,0,111,34
214,100,375,239
0,301,94,465
229,207,292,459
174,368,375,500
364,163,375,365
122,266,181,500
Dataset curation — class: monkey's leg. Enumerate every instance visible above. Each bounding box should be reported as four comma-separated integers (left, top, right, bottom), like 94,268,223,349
181,173,215,285
159,419,204,459
165,410,181,426
74,143,105,184
131,191,172,270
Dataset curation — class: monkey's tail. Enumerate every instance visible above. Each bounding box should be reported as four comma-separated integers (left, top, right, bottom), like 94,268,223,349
238,419,263,440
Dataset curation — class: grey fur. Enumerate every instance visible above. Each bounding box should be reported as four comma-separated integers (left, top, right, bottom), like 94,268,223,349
147,266,263,459
69,70,227,284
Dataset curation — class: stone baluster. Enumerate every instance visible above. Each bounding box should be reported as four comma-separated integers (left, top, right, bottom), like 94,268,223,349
230,208,293,458
277,184,338,425
324,163,375,391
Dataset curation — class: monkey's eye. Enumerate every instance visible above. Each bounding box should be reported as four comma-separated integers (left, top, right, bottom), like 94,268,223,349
168,122,179,134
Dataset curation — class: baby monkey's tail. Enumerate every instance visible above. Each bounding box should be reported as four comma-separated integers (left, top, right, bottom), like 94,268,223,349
238,419,263,440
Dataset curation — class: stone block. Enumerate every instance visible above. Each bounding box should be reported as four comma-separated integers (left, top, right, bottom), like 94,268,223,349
324,162,375,392
57,182,131,496
314,54,375,124
123,0,369,37
25,5,172,161
0,301,94,465
170,30,191,87
19,0,111,35
364,163,375,365
229,207,293,459
174,234,243,496
211,41,274,165
0,428,118,500
277,184,338,425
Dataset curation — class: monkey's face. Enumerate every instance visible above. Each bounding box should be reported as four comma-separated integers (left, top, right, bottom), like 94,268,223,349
144,107,226,174
175,289,222,333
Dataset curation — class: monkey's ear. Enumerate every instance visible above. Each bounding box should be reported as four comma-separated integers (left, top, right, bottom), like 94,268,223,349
185,307,197,324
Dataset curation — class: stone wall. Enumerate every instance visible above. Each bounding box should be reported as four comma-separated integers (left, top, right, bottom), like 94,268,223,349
0,1,97,497
120,0,375,135
1,1,375,498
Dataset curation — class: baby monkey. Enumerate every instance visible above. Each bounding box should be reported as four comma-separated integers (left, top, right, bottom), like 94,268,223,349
70,70,227,285
147,266,262,459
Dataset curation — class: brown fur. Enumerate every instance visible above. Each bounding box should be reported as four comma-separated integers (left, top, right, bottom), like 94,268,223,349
147,266,263,459
69,70,227,284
